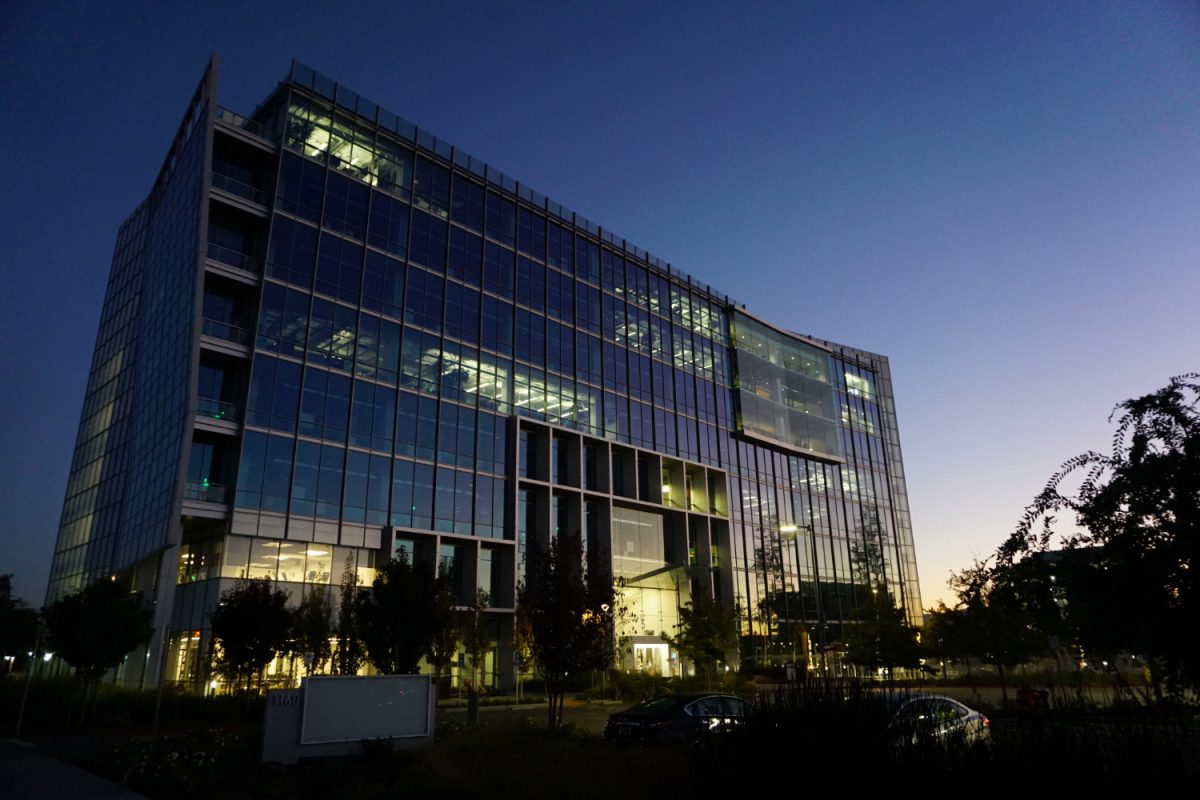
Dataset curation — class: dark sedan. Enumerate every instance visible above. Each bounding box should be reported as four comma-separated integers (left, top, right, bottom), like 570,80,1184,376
603,693,755,744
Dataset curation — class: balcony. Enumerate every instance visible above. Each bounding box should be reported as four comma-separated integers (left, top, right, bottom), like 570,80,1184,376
184,480,228,504
197,397,240,424
201,317,251,345
215,106,277,143
211,170,269,206
206,241,261,274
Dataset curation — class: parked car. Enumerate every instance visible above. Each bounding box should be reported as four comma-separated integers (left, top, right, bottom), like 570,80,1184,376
885,693,991,746
604,693,755,744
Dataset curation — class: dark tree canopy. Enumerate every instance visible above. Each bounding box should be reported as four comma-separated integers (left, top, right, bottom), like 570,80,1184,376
356,551,448,675
998,374,1200,692
521,533,614,728
210,579,292,689
292,583,334,676
332,554,365,675
844,586,921,681
44,578,153,680
0,575,39,667
670,592,739,688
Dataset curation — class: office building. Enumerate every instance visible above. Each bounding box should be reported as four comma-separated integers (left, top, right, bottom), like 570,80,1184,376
47,59,922,687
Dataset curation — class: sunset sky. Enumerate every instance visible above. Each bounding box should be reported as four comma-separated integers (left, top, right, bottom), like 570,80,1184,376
1,1,1196,609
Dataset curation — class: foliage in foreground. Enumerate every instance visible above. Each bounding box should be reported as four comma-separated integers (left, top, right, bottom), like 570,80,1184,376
995,374,1200,694
97,689,1199,799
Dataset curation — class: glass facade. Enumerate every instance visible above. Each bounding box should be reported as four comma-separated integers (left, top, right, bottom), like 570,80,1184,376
47,60,922,687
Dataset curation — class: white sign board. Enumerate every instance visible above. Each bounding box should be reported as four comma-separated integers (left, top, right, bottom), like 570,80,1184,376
299,675,433,745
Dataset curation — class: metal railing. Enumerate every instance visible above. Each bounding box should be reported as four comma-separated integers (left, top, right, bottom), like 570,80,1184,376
197,397,240,423
215,106,277,142
184,480,228,504
211,170,268,205
206,241,262,274
201,317,250,345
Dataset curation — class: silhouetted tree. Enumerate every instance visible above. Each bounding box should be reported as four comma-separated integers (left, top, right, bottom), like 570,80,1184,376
43,578,153,723
669,592,739,689
356,551,448,674
998,374,1200,696
844,586,921,683
0,575,39,673
292,583,334,676
949,559,1045,706
513,581,535,703
459,589,492,725
923,602,972,678
427,580,459,696
332,554,365,675
209,579,292,692
522,533,614,728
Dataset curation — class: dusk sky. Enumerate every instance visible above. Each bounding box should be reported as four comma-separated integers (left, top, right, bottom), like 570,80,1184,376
1,1,1196,609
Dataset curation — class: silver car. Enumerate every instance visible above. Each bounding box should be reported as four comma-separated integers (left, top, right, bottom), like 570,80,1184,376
887,694,992,746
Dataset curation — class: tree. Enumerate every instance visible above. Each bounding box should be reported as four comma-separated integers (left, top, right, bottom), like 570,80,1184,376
292,583,334,677
513,583,535,703
521,533,614,728
426,581,459,696
43,578,153,725
209,579,292,692
669,592,739,689
332,554,365,675
0,575,39,674
923,602,973,679
356,550,447,674
947,559,1045,706
998,374,1200,695
459,589,492,725
843,586,921,684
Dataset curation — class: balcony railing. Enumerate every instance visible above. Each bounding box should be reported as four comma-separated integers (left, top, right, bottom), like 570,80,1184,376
211,170,269,205
215,106,277,142
201,317,251,345
197,397,241,423
184,480,228,504
206,241,262,274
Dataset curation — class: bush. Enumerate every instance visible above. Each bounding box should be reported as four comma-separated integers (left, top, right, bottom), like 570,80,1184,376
106,728,255,797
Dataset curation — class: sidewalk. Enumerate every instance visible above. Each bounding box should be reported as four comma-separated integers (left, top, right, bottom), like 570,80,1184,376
0,738,146,799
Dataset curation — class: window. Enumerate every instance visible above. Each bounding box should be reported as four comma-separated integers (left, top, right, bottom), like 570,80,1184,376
257,283,310,358
403,267,445,333
516,257,546,312
276,152,324,223
517,207,545,259
267,216,318,288
408,209,447,271
448,227,482,286
451,176,485,231
315,235,363,304
412,156,450,217
485,191,516,247
367,190,409,257
323,172,369,240
444,283,481,345
483,241,515,298
246,356,302,431
307,298,357,370
361,252,404,319
481,296,513,353
299,367,351,442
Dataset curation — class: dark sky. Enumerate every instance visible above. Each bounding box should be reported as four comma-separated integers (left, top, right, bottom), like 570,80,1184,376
1,1,1196,608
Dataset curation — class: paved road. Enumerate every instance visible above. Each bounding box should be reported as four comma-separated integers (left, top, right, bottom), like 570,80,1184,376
0,738,147,799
